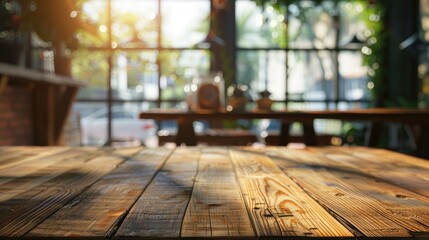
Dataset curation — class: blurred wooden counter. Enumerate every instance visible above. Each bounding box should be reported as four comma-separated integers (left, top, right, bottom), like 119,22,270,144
140,109,429,158
0,146,428,239
0,63,85,146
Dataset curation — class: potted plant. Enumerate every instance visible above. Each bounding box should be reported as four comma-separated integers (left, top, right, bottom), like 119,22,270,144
256,90,273,110
21,0,97,75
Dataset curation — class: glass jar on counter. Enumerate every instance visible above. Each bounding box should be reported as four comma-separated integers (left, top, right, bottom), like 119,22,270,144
184,72,225,111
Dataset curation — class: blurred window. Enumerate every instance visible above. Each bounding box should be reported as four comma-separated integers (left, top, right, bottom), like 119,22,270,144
65,0,382,145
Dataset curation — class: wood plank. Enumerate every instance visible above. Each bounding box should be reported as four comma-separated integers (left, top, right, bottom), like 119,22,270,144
54,86,78,145
0,148,135,238
0,147,59,168
302,120,318,146
0,63,85,87
367,122,383,147
28,147,171,238
268,147,429,237
0,74,9,97
416,124,429,159
229,147,353,238
316,146,429,199
176,118,197,146
0,148,101,202
279,122,290,146
33,84,57,146
116,147,200,239
0,147,100,179
181,147,255,238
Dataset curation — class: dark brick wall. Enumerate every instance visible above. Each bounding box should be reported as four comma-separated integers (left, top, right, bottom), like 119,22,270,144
0,87,34,145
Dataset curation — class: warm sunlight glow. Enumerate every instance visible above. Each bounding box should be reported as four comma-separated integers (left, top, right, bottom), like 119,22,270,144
99,25,107,33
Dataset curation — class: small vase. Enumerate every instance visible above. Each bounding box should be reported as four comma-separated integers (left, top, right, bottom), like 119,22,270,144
227,96,247,111
256,90,273,110
256,97,273,110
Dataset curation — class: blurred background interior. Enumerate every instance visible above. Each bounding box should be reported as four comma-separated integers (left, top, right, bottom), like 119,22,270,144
0,0,428,155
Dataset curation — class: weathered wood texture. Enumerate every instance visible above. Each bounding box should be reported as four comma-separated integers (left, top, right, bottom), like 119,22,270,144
181,147,254,238
267,147,429,238
0,146,428,239
229,147,353,238
28,147,171,238
0,148,137,237
116,147,200,239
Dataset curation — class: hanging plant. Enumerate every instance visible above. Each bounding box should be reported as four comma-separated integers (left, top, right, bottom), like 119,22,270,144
20,0,98,75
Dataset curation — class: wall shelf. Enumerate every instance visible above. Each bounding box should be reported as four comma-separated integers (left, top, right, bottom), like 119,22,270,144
0,63,86,146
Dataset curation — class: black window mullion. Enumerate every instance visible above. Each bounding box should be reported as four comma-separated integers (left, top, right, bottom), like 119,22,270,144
285,4,290,107
107,0,113,146
333,2,340,110
156,0,162,108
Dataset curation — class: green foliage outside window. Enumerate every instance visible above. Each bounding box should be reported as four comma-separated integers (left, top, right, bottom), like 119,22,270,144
249,0,385,104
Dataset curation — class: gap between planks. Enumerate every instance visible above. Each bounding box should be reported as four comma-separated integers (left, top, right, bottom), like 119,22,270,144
115,147,201,239
181,147,255,238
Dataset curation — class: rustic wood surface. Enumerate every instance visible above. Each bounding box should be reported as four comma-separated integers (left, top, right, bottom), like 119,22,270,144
0,146,428,239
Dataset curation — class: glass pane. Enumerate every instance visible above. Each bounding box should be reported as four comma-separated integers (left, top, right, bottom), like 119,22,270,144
79,0,109,47
314,119,342,134
236,0,286,48
338,101,369,110
73,50,109,100
288,51,334,103
159,50,210,101
338,1,371,48
111,51,159,101
112,0,158,48
73,102,106,146
75,102,158,146
287,102,327,110
288,1,337,49
111,103,157,147
339,51,370,101
237,50,286,101
161,0,210,48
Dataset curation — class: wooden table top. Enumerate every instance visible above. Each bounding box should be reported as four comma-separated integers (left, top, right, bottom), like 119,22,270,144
1,146,428,239
140,108,429,124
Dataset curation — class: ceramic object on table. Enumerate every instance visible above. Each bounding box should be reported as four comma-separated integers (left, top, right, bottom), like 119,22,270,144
226,84,248,111
256,90,273,110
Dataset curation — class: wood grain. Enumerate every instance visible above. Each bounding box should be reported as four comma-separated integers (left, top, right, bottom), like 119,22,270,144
0,148,132,237
28,147,171,238
314,146,429,199
0,147,69,171
116,147,201,239
181,147,255,238
0,146,428,239
268,147,429,237
54,86,78,145
0,74,9,97
0,63,85,87
229,147,353,238
0,148,101,202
